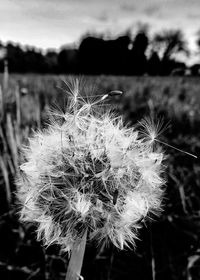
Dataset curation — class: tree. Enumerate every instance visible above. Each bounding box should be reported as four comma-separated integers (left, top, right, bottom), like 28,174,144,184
58,49,78,73
153,29,189,60
45,51,58,73
152,29,189,74
147,51,161,75
130,30,149,75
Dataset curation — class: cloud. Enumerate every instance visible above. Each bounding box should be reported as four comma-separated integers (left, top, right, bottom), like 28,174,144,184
143,4,160,17
187,12,200,19
120,3,136,13
96,12,109,23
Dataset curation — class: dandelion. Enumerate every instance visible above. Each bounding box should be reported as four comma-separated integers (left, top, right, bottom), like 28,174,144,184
16,80,165,279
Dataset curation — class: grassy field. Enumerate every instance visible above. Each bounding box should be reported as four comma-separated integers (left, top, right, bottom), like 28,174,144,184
0,74,200,280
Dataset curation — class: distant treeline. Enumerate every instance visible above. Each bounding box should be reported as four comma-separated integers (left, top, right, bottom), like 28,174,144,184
1,29,200,75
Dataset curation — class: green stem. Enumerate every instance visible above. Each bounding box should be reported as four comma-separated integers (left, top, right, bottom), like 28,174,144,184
66,229,87,280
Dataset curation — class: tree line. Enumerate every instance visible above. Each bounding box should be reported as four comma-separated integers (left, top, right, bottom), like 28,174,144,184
0,29,200,75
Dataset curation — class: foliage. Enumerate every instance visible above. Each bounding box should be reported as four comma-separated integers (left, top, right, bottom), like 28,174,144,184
1,27,197,75
153,30,189,60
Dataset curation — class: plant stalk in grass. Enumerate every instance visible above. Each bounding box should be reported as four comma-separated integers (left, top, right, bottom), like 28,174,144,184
0,157,11,206
15,84,21,129
0,85,3,122
3,59,8,91
6,113,18,171
66,229,87,280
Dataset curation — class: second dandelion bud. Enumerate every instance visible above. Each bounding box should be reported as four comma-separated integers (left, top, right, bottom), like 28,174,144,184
17,83,165,252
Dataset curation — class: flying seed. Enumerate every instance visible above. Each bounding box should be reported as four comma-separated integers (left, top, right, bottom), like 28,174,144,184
108,90,123,97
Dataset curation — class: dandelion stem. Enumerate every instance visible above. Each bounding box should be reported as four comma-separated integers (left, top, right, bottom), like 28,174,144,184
66,229,87,280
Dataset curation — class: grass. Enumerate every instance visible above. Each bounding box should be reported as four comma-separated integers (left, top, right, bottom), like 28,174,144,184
0,74,200,280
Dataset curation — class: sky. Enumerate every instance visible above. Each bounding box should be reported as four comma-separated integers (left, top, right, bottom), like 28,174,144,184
1,0,200,62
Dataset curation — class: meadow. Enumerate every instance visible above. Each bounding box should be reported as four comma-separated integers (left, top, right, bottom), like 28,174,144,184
0,74,200,280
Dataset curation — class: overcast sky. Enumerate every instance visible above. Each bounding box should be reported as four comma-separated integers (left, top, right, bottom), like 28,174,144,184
1,0,200,55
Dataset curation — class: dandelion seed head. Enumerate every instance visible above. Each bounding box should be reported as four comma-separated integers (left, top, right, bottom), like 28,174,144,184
17,80,165,252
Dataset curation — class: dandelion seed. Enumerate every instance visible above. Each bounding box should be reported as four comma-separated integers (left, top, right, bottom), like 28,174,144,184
139,116,197,159
138,116,168,144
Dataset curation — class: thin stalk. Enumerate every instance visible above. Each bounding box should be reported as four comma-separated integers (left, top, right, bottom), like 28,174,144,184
0,85,3,122
66,229,87,280
3,59,8,91
155,139,197,159
15,84,21,129
6,113,18,171
0,157,11,206
35,93,41,129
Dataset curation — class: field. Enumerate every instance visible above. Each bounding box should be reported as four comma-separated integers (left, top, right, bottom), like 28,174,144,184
0,74,200,280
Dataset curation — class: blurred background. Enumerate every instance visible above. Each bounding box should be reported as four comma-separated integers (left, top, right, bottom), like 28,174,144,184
0,0,200,279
